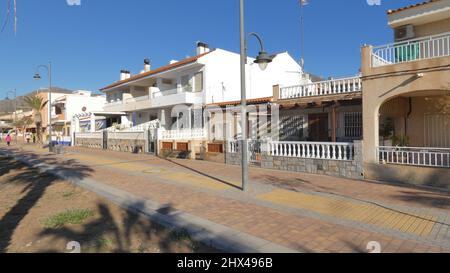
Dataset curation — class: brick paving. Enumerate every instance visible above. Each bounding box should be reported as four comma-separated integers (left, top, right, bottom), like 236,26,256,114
1,144,450,253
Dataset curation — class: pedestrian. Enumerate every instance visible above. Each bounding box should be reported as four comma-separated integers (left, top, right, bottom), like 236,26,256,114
32,133,36,144
26,132,31,144
5,134,12,146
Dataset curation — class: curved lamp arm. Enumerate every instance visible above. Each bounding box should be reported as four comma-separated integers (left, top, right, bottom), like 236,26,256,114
248,32,265,53
34,64,50,79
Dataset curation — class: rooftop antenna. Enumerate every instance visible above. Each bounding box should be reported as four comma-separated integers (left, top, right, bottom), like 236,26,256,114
1,0,17,34
299,0,309,70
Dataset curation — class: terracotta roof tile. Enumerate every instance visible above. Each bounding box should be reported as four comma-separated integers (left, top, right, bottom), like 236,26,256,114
207,97,273,107
387,0,441,15
100,50,213,91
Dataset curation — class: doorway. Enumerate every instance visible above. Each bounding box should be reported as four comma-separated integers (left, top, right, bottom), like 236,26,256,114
308,113,329,142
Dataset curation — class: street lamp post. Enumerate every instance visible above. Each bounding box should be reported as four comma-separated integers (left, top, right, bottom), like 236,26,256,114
239,0,273,191
34,62,52,152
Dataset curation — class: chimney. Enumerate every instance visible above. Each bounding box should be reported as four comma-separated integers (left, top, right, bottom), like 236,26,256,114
144,59,151,72
125,70,131,79
120,70,127,81
196,41,210,55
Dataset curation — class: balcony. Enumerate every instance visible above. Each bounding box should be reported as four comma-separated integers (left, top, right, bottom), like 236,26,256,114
279,76,362,100
372,32,450,67
103,88,204,112
151,88,203,108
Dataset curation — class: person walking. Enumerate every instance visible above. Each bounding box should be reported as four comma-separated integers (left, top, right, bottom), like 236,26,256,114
26,132,31,144
32,133,36,144
5,134,12,146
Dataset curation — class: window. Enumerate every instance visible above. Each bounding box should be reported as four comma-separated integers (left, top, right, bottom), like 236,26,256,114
181,75,193,92
194,72,204,92
425,114,450,147
280,115,304,141
344,112,362,139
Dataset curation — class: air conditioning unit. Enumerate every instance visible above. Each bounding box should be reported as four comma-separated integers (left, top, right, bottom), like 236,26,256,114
394,25,415,41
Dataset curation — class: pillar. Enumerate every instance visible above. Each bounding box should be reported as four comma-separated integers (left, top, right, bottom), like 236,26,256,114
90,114,96,133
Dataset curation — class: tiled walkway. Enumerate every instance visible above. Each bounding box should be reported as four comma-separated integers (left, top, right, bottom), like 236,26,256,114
2,145,450,253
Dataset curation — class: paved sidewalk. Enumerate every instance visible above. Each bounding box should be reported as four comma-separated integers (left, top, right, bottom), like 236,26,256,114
2,145,450,253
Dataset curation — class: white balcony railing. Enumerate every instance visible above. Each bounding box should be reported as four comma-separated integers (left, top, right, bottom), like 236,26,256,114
268,141,354,161
377,146,450,168
105,100,123,107
372,32,450,67
125,95,150,104
280,76,362,100
158,128,206,140
152,88,178,99
227,140,354,161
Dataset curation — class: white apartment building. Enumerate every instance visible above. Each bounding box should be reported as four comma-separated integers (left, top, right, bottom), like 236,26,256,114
52,90,106,137
99,42,305,131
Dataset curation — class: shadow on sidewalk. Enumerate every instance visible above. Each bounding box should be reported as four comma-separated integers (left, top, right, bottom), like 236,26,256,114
164,158,243,191
0,148,94,253
37,202,218,253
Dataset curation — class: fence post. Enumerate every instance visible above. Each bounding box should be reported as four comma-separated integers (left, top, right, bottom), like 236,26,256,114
103,130,108,150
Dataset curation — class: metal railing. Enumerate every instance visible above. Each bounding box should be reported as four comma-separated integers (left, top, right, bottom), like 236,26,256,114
372,32,450,67
280,76,362,100
377,146,450,168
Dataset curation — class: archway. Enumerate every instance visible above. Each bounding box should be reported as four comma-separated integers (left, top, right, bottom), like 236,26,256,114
377,90,450,167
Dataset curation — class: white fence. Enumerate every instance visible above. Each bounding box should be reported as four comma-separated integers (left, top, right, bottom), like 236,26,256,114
74,132,103,139
107,131,146,140
228,140,354,161
280,76,362,99
377,146,450,168
268,141,354,161
158,129,206,140
372,32,450,67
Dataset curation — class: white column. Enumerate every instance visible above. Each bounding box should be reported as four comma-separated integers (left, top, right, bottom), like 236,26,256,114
90,114,96,133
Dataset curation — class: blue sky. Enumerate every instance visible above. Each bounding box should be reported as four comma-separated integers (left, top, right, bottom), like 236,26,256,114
0,0,423,97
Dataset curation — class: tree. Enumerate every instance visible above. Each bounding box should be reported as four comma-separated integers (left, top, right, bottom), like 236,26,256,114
23,95,48,144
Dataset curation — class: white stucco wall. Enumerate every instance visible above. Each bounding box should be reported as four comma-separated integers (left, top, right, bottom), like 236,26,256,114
199,49,304,104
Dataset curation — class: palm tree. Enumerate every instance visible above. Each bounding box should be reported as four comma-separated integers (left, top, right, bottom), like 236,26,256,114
12,116,33,140
23,95,48,144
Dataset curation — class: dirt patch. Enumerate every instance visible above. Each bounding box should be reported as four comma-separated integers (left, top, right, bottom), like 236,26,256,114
0,156,218,253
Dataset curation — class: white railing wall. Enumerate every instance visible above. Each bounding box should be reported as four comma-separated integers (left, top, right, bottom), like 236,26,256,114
377,146,450,168
227,140,354,161
372,32,450,67
268,141,354,161
158,128,206,140
152,88,178,99
280,76,362,100
125,95,150,104
74,132,103,139
107,131,146,140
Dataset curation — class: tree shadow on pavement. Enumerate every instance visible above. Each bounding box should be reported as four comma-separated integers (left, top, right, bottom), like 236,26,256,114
0,149,93,253
38,202,215,253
